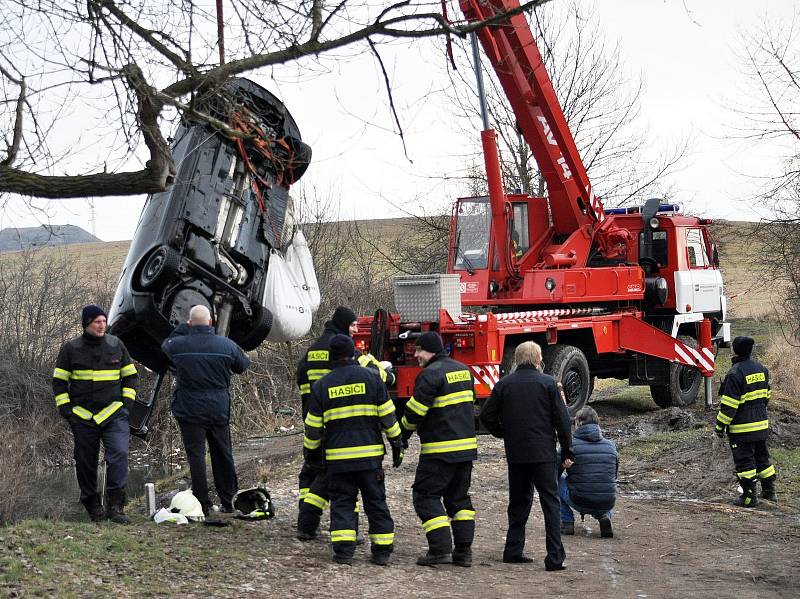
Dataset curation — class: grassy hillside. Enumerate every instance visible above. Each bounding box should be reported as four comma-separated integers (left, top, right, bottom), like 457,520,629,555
20,218,777,318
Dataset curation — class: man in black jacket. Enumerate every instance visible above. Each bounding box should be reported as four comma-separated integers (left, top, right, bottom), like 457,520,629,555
558,407,617,538
715,336,776,506
303,334,404,565
161,304,250,515
480,341,573,571
402,331,478,567
53,304,139,523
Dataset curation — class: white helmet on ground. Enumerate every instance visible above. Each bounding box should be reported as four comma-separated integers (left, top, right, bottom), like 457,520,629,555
169,490,205,522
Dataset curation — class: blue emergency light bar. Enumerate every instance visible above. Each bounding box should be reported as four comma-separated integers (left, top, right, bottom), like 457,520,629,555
603,203,681,216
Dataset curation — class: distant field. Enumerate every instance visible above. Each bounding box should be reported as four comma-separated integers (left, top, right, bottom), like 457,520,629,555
15,219,777,318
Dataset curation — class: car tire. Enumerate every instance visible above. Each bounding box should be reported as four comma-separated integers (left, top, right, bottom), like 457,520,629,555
139,245,181,289
231,306,274,351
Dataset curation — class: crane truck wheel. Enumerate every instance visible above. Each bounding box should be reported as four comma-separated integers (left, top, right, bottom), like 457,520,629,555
543,344,591,416
649,335,702,408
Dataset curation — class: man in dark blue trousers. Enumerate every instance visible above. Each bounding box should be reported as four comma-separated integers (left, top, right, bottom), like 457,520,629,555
162,304,250,515
558,407,617,538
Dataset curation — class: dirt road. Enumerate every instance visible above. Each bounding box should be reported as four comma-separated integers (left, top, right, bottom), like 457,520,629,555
5,397,798,598
207,422,800,599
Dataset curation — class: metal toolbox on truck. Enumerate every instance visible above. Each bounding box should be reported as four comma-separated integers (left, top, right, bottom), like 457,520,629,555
393,274,462,322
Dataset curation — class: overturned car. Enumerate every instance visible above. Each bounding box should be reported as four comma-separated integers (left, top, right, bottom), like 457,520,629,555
108,78,312,375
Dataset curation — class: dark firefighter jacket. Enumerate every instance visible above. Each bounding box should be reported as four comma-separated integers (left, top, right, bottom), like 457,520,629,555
479,364,572,464
303,360,402,473
402,353,477,463
296,321,394,418
161,324,250,425
53,332,139,426
715,355,771,442
564,423,618,513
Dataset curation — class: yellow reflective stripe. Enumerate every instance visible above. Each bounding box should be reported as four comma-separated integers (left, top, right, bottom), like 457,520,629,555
385,422,401,439
720,395,740,409
303,436,321,450
406,396,429,417
420,437,478,455
741,389,771,402
357,355,371,367
55,393,70,407
71,369,121,381
716,413,733,425
72,406,93,420
93,401,123,424
323,404,378,422
307,369,330,381
736,469,757,479
325,445,385,460
299,487,310,500
120,363,137,377
121,387,136,400
303,493,329,510
451,509,475,522
369,532,395,545
331,529,357,542
305,413,323,427
401,415,417,431
729,420,769,434
757,465,776,479
299,383,311,394
377,400,395,417
422,515,450,533
432,390,474,408
53,368,71,381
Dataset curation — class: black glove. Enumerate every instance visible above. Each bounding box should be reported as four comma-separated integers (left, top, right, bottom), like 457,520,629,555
400,426,412,449
58,404,72,420
391,443,404,468
714,425,725,439
304,447,324,468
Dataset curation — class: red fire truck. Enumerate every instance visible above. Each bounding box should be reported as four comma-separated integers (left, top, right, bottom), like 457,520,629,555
354,0,730,415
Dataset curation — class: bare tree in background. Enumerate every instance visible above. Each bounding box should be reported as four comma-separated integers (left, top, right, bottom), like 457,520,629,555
730,13,800,341
447,0,687,205
0,0,554,201
355,0,687,277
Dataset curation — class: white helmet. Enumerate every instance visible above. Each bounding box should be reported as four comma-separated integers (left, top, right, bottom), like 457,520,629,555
169,490,205,522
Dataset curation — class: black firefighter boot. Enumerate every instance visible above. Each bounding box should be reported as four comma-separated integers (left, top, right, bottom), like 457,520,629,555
452,543,473,568
82,494,105,523
761,475,778,502
733,478,758,508
106,489,131,524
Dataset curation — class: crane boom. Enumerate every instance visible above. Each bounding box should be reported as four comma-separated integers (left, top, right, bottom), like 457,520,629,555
459,0,605,236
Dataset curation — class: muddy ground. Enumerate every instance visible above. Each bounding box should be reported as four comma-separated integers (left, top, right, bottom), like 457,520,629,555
4,392,799,598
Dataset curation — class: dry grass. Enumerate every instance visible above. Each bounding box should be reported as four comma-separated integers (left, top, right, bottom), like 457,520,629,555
764,336,800,412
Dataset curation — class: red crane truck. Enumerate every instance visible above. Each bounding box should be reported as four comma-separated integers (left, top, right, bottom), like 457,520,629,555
354,0,730,415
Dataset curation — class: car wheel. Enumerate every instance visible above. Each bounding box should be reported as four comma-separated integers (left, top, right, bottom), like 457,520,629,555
231,306,274,351
139,246,180,289
543,344,591,416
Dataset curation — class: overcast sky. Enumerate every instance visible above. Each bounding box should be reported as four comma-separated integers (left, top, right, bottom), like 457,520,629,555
2,0,796,241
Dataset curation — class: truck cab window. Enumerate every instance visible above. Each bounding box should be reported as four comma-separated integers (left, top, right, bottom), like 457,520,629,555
511,203,530,257
454,199,491,270
686,228,709,268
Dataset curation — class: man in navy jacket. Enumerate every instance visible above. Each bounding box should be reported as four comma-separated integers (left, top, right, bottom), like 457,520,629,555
162,304,250,515
480,341,573,571
559,406,618,538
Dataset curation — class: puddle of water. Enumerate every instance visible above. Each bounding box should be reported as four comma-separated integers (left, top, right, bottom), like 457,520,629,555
15,462,169,523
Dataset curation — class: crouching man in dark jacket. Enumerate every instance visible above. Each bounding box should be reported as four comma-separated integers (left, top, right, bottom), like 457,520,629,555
559,407,618,538
161,305,250,515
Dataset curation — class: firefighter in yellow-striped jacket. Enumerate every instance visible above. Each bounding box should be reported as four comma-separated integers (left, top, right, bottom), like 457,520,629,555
52,305,138,523
295,306,395,539
715,336,777,507
401,331,478,567
303,334,404,565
